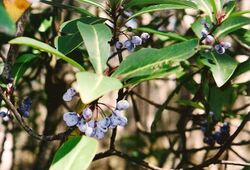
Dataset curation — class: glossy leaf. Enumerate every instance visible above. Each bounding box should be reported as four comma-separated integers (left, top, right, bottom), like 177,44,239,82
42,0,94,16
9,37,85,71
193,0,214,22
77,23,112,74
55,33,83,55
128,3,197,20
0,4,15,35
214,16,250,38
233,28,250,46
232,59,250,84
112,39,199,83
12,54,39,84
77,0,105,10
56,17,105,55
199,52,238,87
60,17,105,34
125,0,197,8
50,136,98,170
208,86,236,119
76,72,122,104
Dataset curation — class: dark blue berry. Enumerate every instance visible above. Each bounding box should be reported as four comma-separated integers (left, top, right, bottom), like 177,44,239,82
124,40,135,52
203,136,215,146
18,97,32,118
0,112,7,117
214,44,225,54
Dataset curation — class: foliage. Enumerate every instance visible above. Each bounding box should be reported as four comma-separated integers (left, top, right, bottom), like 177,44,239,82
0,0,250,169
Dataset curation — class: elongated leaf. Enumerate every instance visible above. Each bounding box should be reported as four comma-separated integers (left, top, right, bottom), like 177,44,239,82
112,39,198,82
233,29,250,47
77,0,105,10
125,0,197,8
214,16,250,38
232,59,250,84
128,3,197,20
42,0,94,16
56,17,105,55
200,52,238,87
135,27,188,41
76,72,122,104
0,4,15,35
77,23,112,74
191,17,212,38
9,37,85,71
12,54,39,84
50,136,98,170
193,0,214,22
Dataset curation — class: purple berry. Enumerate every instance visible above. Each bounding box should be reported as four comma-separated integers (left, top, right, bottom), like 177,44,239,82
205,35,215,45
18,97,32,118
63,112,79,126
201,29,208,38
141,32,150,43
221,42,231,49
124,40,135,52
82,108,92,120
63,88,76,102
131,36,142,45
214,44,225,54
116,100,129,110
77,118,87,132
85,127,94,137
115,41,123,49
0,112,7,117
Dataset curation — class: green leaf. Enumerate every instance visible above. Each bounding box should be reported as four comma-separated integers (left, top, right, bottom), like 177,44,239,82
191,17,212,38
128,3,197,20
76,72,122,104
50,136,98,170
214,16,250,38
112,39,199,83
135,27,188,41
9,37,85,71
125,0,197,8
233,28,250,47
42,0,95,16
208,86,236,120
194,0,214,22
12,54,39,84
77,0,105,10
77,23,112,74
199,52,238,87
55,33,83,55
56,17,105,55
232,59,250,84
60,17,105,34
0,4,15,35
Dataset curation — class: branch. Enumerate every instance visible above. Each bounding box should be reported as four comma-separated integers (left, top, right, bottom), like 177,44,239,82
0,87,74,141
93,149,162,170
187,112,250,169
215,160,250,167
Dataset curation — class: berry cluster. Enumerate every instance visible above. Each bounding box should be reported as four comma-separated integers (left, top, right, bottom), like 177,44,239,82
200,20,231,54
115,32,150,52
202,122,230,146
18,97,32,118
62,88,129,140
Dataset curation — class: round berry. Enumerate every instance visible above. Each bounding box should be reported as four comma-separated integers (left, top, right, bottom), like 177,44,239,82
0,111,7,117
205,35,215,45
82,108,92,120
141,32,150,41
115,41,123,49
124,40,135,52
77,118,87,132
85,127,94,137
116,100,129,110
221,42,231,49
201,29,208,38
63,112,79,127
214,44,225,54
131,36,142,45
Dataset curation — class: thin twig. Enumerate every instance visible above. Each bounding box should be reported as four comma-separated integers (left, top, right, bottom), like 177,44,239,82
0,87,74,141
